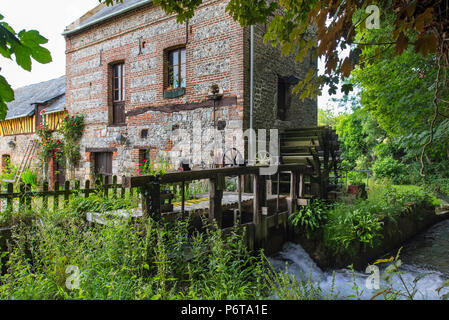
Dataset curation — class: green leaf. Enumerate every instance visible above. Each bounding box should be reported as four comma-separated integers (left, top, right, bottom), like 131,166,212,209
0,75,14,102
30,46,52,64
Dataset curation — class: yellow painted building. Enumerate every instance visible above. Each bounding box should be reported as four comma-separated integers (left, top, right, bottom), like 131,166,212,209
0,76,66,173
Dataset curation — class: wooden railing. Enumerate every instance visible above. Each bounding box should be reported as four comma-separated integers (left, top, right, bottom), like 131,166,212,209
124,164,310,233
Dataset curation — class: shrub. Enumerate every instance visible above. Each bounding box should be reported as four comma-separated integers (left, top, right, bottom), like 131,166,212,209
289,200,328,239
324,202,384,254
20,169,37,187
373,157,408,184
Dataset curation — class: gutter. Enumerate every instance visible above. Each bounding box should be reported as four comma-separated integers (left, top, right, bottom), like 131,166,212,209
249,25,255,152
62,0,153,36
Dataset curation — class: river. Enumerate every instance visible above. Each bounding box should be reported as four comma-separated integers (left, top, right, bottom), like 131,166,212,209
269,220,449,300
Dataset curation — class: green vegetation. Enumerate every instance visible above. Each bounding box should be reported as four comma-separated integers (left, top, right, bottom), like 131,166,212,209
290,183,440,258
0,195,267,300
0,14,52,117
289,199,327,239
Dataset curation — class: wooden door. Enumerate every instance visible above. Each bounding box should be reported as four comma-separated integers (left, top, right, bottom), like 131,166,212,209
94,152,113,176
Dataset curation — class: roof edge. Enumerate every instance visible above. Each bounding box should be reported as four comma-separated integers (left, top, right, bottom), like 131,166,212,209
62,0,153,36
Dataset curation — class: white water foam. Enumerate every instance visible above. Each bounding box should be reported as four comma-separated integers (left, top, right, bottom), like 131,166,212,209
269,242,449,300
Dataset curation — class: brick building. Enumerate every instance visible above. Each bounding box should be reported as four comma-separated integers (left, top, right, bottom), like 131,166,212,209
63,0,317,181
1,0,317,184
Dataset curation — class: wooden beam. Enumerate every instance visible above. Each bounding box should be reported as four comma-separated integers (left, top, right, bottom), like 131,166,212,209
124,164,311,188
209,176,223,228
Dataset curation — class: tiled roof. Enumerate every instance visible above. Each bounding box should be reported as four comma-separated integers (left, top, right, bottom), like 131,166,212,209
5,76,65,120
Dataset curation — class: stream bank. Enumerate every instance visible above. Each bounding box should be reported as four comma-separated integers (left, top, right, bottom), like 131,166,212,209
288,203,449,270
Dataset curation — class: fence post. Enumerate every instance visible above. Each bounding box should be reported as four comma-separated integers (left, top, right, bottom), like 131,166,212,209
290,171,298,214
84,180,90,198
209,174,224,228
54,181,59,211
253,174,267,247
64,181,70,206
43,181,49,211
18,183,25,213
104,175,110,199
141,178,161,221
120,176,126,199
6,183,13,212
25,184,32,210
112,175,118,199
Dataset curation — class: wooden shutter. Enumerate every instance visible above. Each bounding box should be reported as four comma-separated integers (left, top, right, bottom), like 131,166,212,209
113,101,125,125
95,152,113,176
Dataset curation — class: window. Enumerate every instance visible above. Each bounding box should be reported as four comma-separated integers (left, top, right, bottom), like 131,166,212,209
277,77,289,121
113,63,124,102
111,63,126,125
2,155,10,170
139,149,151,164
168,48,186,89
94,152,113,176
141,129,149,139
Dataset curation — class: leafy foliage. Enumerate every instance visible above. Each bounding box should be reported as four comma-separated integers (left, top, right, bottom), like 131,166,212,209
0,14,52,119
372,157,408,185
60,114,85,169
289,199,328,239
36,122,63,164
100,0,447,100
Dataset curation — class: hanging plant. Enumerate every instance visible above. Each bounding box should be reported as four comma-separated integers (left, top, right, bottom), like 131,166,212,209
60,114,85,168
60,114,85,141
36,123,63,163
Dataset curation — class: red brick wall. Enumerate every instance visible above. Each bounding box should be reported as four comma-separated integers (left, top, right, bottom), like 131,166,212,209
65,0,246,180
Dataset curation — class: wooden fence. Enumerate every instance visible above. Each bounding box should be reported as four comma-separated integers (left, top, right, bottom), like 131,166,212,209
124,163,311,252
0,175,139,212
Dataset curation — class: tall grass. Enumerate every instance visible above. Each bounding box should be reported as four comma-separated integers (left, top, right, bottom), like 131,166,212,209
0,195,268,300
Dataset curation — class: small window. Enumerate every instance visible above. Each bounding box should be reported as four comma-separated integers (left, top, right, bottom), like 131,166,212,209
94,152,113,176
111,63,126,125
139,149,151,164
168,48,186,89
113,63,124,102
141,129,149,139
2,155,10,170
277,78,289,121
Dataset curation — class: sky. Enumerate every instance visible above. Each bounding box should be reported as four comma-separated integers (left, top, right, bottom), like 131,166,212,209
1,0,100,89
1,0,344,113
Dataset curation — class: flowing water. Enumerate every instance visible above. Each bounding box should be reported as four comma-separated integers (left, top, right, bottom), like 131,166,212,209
269,220,449,300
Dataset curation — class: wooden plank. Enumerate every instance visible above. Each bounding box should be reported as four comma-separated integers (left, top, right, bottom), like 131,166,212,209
208,177,223,228
64,181,70,205
290,171,298,213
84,180,90,198
141,181,161,220
6,183,13,212
54,181,59,211
124,164,310,188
